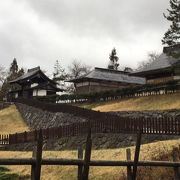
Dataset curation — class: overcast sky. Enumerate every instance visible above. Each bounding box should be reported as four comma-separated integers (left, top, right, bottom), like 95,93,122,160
0,0,170,75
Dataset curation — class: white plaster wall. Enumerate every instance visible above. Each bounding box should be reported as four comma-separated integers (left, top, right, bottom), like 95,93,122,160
33,89,47,96
31,83,38,88
33,90,37,96
76,81,89,87
37,90,47,96
174,76,180,80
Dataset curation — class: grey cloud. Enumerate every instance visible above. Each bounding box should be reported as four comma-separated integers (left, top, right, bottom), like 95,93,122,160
25,0,169,40
0,0,170,74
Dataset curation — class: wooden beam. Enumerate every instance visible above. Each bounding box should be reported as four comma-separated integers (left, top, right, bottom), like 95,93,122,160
31,146,36,179
173,147,180,180
82,128,92,180
78,146,83,180
1,158,180,167
132,131,142,180
126,148,132,180
31,129,43,180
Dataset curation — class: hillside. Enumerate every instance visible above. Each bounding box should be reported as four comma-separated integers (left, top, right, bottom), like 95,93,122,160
88,93,180,112
0,103,180,179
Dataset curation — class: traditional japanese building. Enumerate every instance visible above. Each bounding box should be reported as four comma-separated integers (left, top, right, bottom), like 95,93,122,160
131,44,180,84
68,67,145,94
8,66,62,100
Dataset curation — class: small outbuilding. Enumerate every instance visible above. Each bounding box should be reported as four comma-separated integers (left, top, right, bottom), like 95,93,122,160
68,67,145,94
8,66,62,100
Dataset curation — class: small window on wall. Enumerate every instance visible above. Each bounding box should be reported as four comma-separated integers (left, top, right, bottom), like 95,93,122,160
31,83,38,88
15,93,18,98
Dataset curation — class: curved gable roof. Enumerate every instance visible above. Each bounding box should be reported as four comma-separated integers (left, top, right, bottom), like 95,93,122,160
9,67,56,85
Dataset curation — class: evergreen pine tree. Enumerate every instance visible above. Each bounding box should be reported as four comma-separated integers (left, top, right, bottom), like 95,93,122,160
162,0,180,46
10,58,18,75
0,58,24,100
108,48,119,70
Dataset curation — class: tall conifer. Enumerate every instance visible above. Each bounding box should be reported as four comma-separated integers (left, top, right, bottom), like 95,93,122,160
162,0,180,45
108,48,119,70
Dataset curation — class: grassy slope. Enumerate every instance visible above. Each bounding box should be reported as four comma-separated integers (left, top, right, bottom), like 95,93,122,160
0,105,29,134
0,103,180,179
91,93,180,112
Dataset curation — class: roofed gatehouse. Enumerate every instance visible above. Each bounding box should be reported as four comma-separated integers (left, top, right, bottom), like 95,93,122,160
131,44,180,84
68,67,145,94
8,66,63,100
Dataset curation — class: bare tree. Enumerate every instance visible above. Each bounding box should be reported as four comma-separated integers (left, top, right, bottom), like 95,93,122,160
137,52,160,70
68,60,91,79
66,60,91,93
0,66,7,85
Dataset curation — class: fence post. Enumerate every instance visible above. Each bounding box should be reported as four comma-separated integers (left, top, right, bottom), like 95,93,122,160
82,128,92,180
24,131,27,142
15,133,18,144
126,148,132,180
31,129,43,180
78,146,83,180
132,131,142,180
172,147,180,180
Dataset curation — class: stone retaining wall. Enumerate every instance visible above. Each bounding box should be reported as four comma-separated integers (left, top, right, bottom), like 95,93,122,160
112,110,180,119
0,102,11,110
16,103,87,130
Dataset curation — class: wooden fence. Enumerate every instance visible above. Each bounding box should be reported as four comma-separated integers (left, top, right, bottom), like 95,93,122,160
0,130,180,180
0,134,9,145
0,115,179,145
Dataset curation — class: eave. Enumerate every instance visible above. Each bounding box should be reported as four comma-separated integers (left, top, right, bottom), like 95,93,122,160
130,67,174,77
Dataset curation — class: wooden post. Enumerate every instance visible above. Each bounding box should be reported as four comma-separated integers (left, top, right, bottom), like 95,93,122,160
31,146,36,179
172,148,180,180
78,146,83,180
31,129,43,180
126,148,132,180
82,128,92,180
24,131,27,143
132,131,142,180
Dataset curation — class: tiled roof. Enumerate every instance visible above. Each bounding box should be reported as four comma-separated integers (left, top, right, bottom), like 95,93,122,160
9,66,57,85
131,53,180,76
9,68,40,83
69,67,145,85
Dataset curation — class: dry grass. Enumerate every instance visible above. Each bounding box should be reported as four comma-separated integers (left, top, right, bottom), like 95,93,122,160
0,105,29,134
93,93,180,112
0,139,179,179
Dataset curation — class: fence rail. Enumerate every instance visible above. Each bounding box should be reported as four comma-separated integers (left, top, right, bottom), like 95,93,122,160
0,130,180,180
